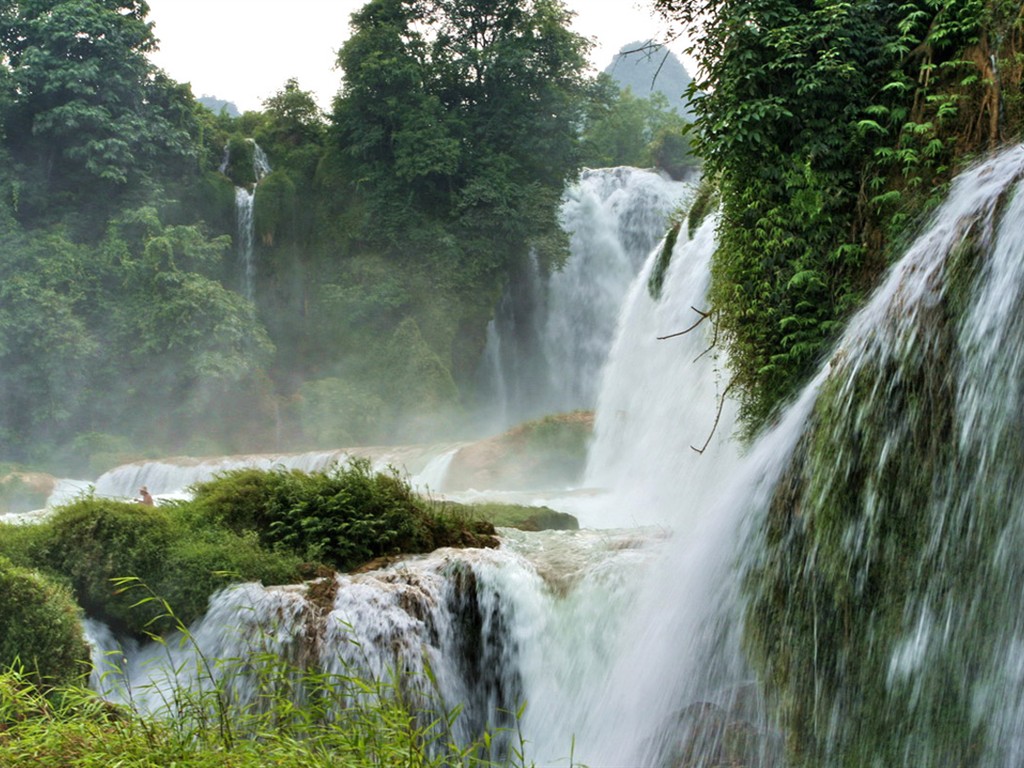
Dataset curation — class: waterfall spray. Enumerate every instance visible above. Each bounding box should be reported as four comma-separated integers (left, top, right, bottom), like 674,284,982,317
77,146,1024,767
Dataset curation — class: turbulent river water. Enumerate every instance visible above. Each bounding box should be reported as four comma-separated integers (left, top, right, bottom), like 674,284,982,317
57,147,1024,765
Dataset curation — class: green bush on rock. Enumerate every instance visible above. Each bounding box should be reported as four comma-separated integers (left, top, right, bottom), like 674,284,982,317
189,459,497,571
0,464,503,641
1,497,304,638
0,557,90,688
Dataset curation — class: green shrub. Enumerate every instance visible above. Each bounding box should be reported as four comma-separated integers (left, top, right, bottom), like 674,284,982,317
253,169,296,246
222,135,257,187
20,498,303,637
31,499,176,633
160,527,304,625
0,660,541,767
190,460,496,571
0,557,90,687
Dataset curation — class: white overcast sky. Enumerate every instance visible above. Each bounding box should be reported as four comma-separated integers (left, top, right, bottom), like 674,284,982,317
145,0,691,113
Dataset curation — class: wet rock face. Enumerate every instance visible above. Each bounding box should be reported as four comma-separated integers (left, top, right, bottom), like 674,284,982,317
445,411,594,492
664,700,784,768
0,471,56,515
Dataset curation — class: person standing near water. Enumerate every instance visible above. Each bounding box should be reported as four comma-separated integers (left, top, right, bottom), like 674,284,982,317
137,487,154,506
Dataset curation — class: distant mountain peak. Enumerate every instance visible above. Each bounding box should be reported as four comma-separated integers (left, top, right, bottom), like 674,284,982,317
604,41,694,117
198,95,241,118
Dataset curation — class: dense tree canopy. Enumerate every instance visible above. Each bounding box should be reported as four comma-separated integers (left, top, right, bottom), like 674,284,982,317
0,0,194,228
331,0,590,265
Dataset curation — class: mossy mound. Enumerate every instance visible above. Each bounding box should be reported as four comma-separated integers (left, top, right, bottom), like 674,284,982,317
462,502,579,532
0,557,90,687
0,498,304,638
446,411,594,492
0,462,504,641
189,458,498,572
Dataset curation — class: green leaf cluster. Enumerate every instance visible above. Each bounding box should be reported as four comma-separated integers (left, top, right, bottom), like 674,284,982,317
0,497,302,637
189,459,497,573
656,0,1024,432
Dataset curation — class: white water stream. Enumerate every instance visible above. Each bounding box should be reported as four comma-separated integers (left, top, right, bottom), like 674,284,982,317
222,140,272,301
479,167,694,428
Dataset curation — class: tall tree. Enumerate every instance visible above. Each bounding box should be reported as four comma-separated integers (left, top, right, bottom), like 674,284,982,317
0,0,192,227
331,0,591,270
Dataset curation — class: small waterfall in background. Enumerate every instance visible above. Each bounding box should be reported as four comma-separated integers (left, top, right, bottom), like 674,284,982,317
478,167,694,428
86,442,465,500
220,140,271,300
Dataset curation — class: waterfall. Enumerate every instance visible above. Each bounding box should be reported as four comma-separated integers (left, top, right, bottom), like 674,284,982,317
734,143,1024,767
574,143,1024,765
77,145,1024,766
581,212,740,528
221,140,271,301
85,527,667,763
87,443,464,500
480,167,694,427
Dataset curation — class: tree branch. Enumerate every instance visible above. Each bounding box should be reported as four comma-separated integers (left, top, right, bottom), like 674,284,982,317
657,307,711,340
691,378,736,455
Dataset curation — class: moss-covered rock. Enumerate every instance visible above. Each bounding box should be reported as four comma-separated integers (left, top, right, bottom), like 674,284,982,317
9,497,304,638
648,220,681,300
462,502,579,532
0,557,90,688
222,135,257,187
446,411,594,491
189,460,498,573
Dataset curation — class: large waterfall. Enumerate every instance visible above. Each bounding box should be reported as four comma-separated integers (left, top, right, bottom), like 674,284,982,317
478,166,694,428
78,145,1024,767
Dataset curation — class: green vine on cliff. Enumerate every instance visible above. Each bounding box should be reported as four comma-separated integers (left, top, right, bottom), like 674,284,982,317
654,0,1023,435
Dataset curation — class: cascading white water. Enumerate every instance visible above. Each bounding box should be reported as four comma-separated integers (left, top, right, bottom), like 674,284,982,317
234,187,258,299
479,167,694,427
222,140,272,301
85,527,668,763
87,442,466,501
78,147,1024,766
582,213,740,528
551,145,1024,767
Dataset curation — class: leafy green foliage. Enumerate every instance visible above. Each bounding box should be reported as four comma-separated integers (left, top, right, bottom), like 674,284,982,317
0,659,544,767
655,0,1024,432
0,0,605,464
580,78,697,177
0,496,303,637
0,201,277,464
310,0,592,419
0,0,194,228
0,557,90,688
189,460,497,571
